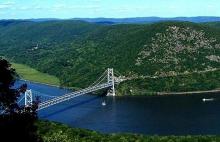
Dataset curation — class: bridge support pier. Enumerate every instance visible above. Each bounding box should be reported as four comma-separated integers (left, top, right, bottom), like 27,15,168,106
107,68,115,96
25,89,33,107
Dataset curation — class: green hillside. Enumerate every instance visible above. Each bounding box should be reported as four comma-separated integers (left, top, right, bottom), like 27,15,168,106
203,22,220,29
37,120,220,142
0,20,220,94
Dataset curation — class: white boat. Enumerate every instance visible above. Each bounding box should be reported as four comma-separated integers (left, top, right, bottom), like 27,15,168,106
102,101,106,106
202,98,214,102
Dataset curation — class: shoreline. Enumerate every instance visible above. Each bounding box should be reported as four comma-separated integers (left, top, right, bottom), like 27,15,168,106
156,89,220,95
19,79,75,90
20,79,61,88
20,79,220,96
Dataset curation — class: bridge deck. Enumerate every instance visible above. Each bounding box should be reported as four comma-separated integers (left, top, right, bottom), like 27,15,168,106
38,83,112,110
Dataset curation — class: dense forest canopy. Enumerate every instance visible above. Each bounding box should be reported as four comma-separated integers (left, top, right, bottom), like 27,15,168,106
0,20,220,94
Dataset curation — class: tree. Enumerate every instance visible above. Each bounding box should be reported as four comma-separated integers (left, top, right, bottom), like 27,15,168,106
0,58,42,142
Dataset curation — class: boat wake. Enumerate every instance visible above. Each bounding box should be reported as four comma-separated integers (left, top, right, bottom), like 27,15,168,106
202,98,215,102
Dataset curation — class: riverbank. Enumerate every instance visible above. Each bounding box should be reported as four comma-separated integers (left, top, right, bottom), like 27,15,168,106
19,78,220,97
157,89,220,95
118,69,220,96
37,120,220,142
12,62,220,96
12,63,60,86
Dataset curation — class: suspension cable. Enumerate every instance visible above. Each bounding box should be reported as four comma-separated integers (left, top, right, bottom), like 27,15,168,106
17,95,25,104
88,69,108,87
93,74,108,86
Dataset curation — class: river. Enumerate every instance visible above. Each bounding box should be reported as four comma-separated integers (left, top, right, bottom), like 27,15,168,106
16,81,220,135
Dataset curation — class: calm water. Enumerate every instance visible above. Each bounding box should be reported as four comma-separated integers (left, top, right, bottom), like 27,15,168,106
16,81,220,135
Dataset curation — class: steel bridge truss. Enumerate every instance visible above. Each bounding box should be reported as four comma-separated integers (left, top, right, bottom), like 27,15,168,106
24,68,123,111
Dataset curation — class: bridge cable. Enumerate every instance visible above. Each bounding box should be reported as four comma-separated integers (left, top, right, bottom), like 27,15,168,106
88,69,108,87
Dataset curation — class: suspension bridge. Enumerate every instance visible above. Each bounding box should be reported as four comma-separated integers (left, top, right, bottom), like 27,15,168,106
23,68,124,111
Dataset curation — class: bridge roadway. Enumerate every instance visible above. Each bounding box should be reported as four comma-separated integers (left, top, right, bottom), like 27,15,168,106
38,82,113,110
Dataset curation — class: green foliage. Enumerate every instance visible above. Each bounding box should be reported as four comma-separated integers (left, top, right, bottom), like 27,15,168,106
118,70,220,95
0,58,42,142
43,131,71,142
203,22,220,29
0,20,220,93
37,121,220,142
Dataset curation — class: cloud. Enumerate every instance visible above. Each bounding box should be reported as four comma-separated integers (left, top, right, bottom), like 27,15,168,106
207,4,216,8
52,4,66,9
52,4,101,10
13,4,46,11
109,6,149,13
0,1,15,9
12,3,101,12
19,6,29,10
33,5,44,10
88,0,101,2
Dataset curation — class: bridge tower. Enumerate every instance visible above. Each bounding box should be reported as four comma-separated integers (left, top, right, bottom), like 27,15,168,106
107,68,115,96
25,89,33,107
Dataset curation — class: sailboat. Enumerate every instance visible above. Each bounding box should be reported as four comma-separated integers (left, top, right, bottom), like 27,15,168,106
102,100,106,106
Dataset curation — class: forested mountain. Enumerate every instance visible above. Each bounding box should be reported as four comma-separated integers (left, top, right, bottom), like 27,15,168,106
0,20,220,94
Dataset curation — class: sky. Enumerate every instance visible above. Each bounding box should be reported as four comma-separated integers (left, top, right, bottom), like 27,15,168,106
0,0,219,19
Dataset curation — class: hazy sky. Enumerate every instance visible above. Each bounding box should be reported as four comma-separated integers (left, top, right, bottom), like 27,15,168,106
0,0,219,19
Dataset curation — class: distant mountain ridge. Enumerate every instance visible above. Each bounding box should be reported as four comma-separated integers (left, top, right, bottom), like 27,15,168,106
73,16,220,24
1,16,220,24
